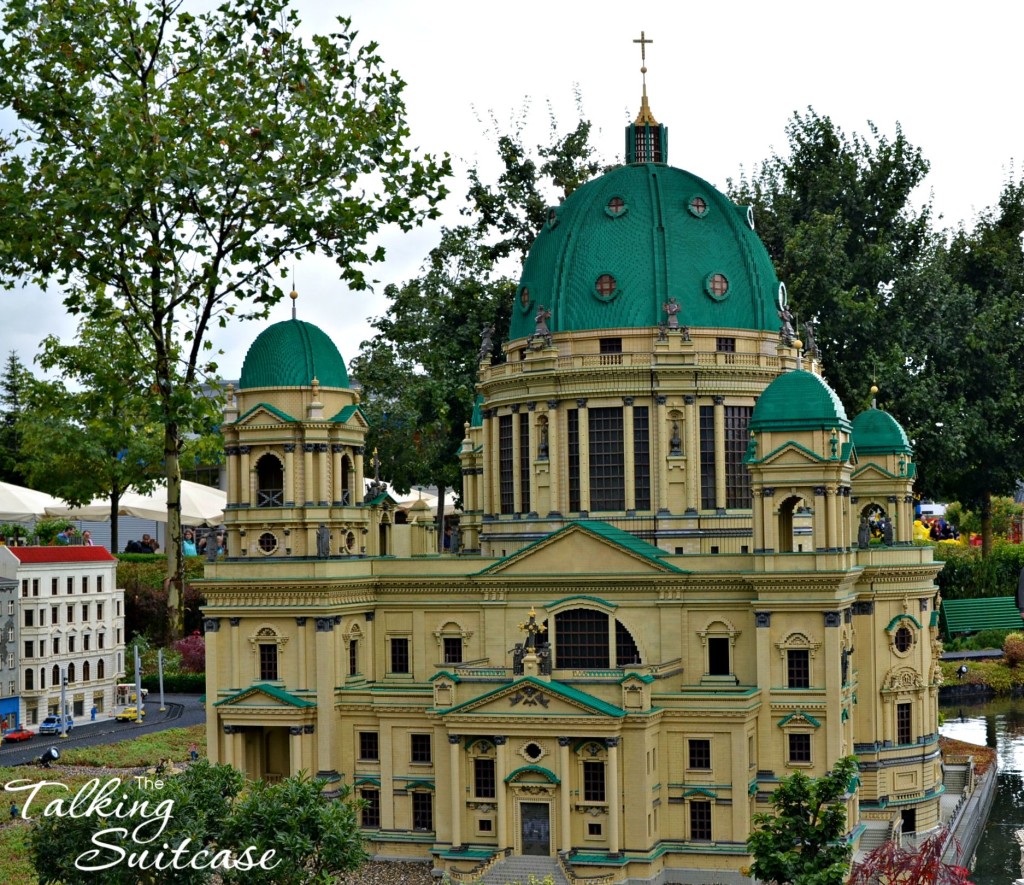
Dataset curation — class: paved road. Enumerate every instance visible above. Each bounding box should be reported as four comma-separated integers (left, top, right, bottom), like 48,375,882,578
0,693,206,767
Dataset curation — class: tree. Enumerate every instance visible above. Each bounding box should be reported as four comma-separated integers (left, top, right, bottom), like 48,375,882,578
728,109,933,413
746,755,859,885
18,314,170,553
0,351,31,485
0,0,449,635
353,109,602,543
849,826,973,885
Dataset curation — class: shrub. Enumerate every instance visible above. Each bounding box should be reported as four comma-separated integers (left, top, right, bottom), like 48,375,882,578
935,542,1024,601
141,671,205,693
174,631,206,673
1005,632,1024,668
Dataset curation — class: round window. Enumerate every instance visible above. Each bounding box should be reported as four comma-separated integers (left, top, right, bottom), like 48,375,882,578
518,285,532,313
688,196,708,217
705,272,729,300
258,532,278,554
605,196,627,218
346,531,355,551
594,273,617,300
894,626,913,653
524,742,543,762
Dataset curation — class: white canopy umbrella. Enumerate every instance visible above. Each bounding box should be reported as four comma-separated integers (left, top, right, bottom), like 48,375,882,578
0,482,64,521
45,480,226,527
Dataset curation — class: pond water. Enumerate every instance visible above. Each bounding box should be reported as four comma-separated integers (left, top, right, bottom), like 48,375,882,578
940,697,1024,884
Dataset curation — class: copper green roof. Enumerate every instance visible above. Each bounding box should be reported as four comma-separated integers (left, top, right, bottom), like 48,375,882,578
470,394,483,428
510,163,781,339
750,370,851,433
235,402,298,424
851,407,912,455
940,596,1024,637
214,683,316,707
239,319,349,390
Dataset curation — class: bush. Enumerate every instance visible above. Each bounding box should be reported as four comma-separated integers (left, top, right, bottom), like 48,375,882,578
1005,633,1024,668
174,631,206,673
935,542,1024,600
141,671,205,692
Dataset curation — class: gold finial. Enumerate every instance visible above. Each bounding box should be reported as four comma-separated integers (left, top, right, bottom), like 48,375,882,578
632,31,658,125
870,384,879,395
290,286,298,320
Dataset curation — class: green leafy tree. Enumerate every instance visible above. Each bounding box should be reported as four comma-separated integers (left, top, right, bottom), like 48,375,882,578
747,755,858,885
18,314,171,553
0,0,449,636
0,351,31,485
354,110,602,541
728,109,933,413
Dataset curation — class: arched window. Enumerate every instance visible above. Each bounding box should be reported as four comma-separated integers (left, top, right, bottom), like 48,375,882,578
39,667,46,690
341,456,352,505
67,662,76,684
52,664,60,687
97,658,105,680
83,660,91,682
555,609,609,668
256,454,284,507
24,668,33,690
615,621,641,666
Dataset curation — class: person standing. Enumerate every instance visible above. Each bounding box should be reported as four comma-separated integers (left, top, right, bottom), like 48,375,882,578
182,530,197,556
81,530,94,546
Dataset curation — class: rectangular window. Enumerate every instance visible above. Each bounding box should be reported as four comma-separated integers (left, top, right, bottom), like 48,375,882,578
411,733,432,764
708,637,730,676
67,604,74,623
633,406,651,510
98,634,105,650
84,634,90,652
21,579,28,598
725,405,753,508
443,636,463,664
82,576,89,593
897,703,913,745
51,578,58,596
589,407,625,511
6,601,11,615
690,800,712,840
583,760,606,802
51,606,58,626
699,405,716,510
23,640,33,659
81,603,89,622
474,757,496,798
599,337,622,354
360,789,380,829
359,732,379,761
519,413,531,514
555,608,609,669
349,638,359,676
39,640,46,656
716,337,736,352
787,649,811,688
67,577,74,594
788,733,812,763
688,739,711,770
69,636,76,653
96,603,103,620
32,578,39,597
389,637,410,674
499,414,514,515
97,576,103,594
567,408,580,511
53,638,60,655
116,600,121,616
412,792,433,831
258,644,278,681
23,609,33,628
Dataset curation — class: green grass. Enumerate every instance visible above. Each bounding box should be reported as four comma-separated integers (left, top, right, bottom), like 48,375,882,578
0,824,36,885
941,657,1024,693
56,724,205,768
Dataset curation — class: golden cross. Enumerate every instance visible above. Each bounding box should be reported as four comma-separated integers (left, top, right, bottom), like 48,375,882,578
633,31,653,65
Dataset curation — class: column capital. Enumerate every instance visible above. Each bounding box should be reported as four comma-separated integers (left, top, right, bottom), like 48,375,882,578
315,617,334,632
683,395,696,405
576,398,588,409
493,735,507,745
546,400,559,410
558,736,572,747
203,617,221,633
526,401,537,411
448,734,462,745
604,737,620,749
289,726,303,736
511,403,521,413
755,611,771,628
655,395,667,405
295,617,307,627
283,443,296,453
713,396,725,406
622,396,634,406
229,617,240,627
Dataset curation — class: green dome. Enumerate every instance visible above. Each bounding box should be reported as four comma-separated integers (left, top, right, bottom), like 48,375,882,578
851,408,912,455
751,370,850,433
239,319,349,390
509,163,782,339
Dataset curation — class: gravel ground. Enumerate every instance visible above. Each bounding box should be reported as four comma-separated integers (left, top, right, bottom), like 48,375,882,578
338,860,435,884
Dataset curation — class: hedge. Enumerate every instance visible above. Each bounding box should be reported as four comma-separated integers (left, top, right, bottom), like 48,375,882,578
141,672,206,693
935,543,1024,600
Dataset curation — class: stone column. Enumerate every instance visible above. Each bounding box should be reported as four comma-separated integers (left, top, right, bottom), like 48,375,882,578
364,613,376,681
559,736,572,852
354,448,365,504
713,396,726,511
527,403,538,515
284,444,296,506
656,396,669,512
684,395,698,512
289,725,303,775
823,611,842,761
317,444,329,505
303,444,315,505
813,487,827,552
295,617,307,690
754,611,773,781
623,399,636,511
224,447,238,508
230,617,241,688
546,402,561,515
512,406,523,515
314,618,337,777
449,734,463,850
238,446,251,507
761,489,776,552
332,444,344,505
576,399,590,513
488,410,501,516
204,618,221,762
495,736,508,850
827,486,840,552
606,738,621,854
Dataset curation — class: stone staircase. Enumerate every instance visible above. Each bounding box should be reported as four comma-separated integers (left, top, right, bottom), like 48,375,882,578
479,855,570,885
857,820,894,854
943,762,970,796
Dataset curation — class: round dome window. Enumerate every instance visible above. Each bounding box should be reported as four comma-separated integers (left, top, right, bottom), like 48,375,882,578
518,285,532,313
594,273,618,302
688,196,708,218
258,532,278,555
605,196,627,218
705,273,730,301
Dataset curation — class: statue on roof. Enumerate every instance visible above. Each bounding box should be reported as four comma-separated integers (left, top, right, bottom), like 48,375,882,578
316,524,330,558
534,305,551,338
803,318,820,359
778,304,795,346
478,323,495,363
662,297,681,328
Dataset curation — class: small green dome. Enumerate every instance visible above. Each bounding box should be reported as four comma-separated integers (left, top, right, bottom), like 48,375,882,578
851,408,912,455
509,163,781,339
239,319,349,390
751,370,850,433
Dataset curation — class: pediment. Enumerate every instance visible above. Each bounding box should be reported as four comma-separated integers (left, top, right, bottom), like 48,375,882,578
214,683,315,709
478,522,681,577
851,461,900,482
441,676,624,719
330,404,369,428
234,402,298,427
759,441,826,466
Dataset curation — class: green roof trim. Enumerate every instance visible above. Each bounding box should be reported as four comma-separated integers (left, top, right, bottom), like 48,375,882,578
235,402,299,424
777,710,821,729
239,319,350,390
851,408,913,455
505,765,560,785
430,670,462,684
886,614,923,632
620,673,655,685
751,370,851,433
749,440,826,466
464,737,495,751
330,404,365,424
684,788,717,799
403,780,435,791
470,394,484,428
545,594,618,611
940,596,1024,637
441,675,626,719
214,683,316,708
354,777,381,787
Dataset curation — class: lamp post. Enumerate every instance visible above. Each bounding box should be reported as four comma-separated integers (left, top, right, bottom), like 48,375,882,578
133,644,144,726
59,671,68,739
158,648,166,712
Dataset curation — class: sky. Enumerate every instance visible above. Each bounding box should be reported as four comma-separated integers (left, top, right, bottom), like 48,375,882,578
2,0,1022,382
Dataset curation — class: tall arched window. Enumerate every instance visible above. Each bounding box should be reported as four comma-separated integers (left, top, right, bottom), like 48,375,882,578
98,658,105,680
67,662,76,684
341,455,352,504
83,660,91,682
256,454,284,507
555,609,609,668
39,667,46,690
52,664,60,686
24,668,33,690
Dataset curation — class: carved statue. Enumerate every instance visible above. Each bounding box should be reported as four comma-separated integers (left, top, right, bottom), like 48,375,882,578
656,321,668,342
803,318,820,359
662,297,681,328
670,420,682,455
778,304,795,346
316,523,330,559
538,422,549,459
882,517,894,547
534,305,551,337
478,323,495,363
857,516,871,549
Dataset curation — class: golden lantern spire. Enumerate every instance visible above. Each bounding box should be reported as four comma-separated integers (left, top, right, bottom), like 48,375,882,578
632,31,658,125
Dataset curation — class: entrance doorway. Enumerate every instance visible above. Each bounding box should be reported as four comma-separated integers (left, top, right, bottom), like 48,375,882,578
901,807,916,833
520,802,550,856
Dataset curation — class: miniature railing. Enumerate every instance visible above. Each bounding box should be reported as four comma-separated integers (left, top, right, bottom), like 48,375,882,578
557,853,616,885
446,847,511,883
